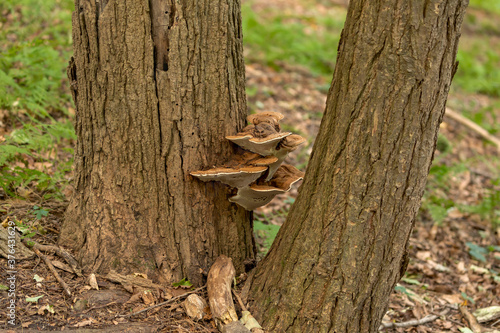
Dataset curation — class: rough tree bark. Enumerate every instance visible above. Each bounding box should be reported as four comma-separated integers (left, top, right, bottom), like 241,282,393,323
247,0,468,331
60,0,254,286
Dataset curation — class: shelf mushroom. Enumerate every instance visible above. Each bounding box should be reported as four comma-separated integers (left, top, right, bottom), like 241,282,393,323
190,152,278,189
229,164,304,211
226,131,291,156
191,111,306,210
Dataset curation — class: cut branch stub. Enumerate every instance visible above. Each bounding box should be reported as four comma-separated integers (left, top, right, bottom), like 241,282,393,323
207,255,238,330
191,111,306,210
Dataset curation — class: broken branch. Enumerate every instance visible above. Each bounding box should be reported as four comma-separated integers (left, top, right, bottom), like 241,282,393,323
459,305,483,333
379,308,449,330
207,255,238,329
445,108,500,153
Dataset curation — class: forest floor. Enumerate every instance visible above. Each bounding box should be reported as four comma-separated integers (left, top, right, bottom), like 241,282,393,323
1,0,500,332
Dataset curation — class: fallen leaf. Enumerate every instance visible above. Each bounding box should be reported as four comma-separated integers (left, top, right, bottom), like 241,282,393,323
88,273,99,290
141,290,155,306
26,295,44,303
133,273,148,279
33,274,44,282
38,304,55,315
441,294,462,305
52,260,74,273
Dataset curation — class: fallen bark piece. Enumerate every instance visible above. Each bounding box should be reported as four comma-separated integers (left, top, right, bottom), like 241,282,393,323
183,294,208,321
89,273,99,290
207,255,238,330
221,321,251,333
30,242,83,276
473,306,500,323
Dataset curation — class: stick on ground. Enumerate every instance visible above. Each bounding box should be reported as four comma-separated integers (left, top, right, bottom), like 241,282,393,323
379,308,450,331
32,247,72,297
459,305,483,333
123,285,206,318
30,241,82,276
445,108,500,153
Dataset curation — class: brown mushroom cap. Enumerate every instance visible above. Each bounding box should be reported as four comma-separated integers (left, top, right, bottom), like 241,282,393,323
267,164,304,191
229,185,286,211
190,166,267,188
263,135,306,181
278,134,306,151
247,111,284,132
226,132,291,156
247,111,284,123
229,164,304,211
223,151,278,168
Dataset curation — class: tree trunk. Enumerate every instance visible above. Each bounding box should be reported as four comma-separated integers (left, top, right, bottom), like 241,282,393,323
60,0,254,286
247,0,468,331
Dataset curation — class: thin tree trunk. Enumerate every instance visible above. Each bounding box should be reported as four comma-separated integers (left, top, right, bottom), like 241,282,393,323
248,0,468,331
60,0,254,286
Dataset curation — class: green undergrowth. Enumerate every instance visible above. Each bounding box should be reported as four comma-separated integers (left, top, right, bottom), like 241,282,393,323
422,135,500,228
469,0,500,15
0,0,75,200
242,3,345,77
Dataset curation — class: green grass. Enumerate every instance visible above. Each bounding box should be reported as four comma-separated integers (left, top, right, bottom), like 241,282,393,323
242,3,345,77
454,42,500,97
469,0,500,14
253,220,282,254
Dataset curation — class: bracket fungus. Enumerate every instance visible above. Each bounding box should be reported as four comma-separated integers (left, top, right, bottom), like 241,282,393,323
190,112,306,211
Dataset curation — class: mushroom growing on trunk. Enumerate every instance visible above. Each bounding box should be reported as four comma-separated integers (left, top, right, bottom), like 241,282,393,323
191,112,306,210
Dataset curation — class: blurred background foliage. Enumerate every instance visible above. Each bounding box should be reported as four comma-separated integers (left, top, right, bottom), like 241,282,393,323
0,0,499,236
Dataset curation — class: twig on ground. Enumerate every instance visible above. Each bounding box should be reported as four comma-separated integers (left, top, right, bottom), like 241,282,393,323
28,241,82,276
445,108,500,153
83,301,117,313
431,309,463,326
460,305,483,333
232,289,247,312
122,285,206,318
379,308,449,331
32,247,72,297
